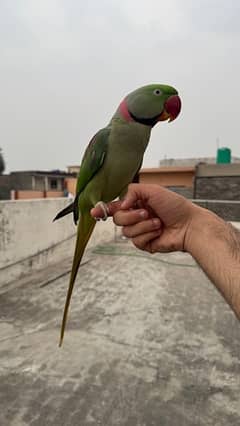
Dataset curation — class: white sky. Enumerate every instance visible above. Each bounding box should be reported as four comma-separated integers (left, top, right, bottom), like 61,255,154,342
1,0,240,171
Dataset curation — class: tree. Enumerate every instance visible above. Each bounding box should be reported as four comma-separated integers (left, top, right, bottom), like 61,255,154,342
0,148,5,174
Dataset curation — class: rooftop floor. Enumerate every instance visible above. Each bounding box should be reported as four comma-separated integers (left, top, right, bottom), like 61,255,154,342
0,241,240,426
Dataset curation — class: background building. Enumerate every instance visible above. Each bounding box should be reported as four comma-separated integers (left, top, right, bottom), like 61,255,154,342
1,148,239,221
139,167,194,198
0,170,76,200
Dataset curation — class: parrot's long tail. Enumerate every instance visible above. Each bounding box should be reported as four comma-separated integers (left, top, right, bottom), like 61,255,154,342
59,211,96,346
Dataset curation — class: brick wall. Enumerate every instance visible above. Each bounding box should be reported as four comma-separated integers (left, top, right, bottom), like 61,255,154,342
193,200,240,221
12,190,64,200
10,173,33,190
65,177,77,195
194,176,240,200
167,186,193,198
45,191,64,198
0,175,11,199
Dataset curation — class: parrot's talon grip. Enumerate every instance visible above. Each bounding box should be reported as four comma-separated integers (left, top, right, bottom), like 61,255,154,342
94,201,109,221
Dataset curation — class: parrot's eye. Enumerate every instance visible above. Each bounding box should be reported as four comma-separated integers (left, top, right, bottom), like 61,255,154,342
153,89,162,96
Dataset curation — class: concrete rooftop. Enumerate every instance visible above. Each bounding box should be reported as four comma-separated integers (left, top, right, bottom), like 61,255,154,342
0,240,240,426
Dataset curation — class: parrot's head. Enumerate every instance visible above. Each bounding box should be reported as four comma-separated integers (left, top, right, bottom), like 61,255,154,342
119,84,181,127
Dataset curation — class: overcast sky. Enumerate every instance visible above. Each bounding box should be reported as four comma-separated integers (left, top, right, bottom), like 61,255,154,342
1,0,240,172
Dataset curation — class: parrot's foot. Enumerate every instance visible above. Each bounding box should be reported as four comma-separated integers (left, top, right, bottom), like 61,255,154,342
94,201,109,221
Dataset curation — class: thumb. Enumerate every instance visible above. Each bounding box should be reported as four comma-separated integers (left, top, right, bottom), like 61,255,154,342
121,184,148,210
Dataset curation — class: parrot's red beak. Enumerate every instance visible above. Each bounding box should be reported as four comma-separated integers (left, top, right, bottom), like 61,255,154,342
159,95,181,122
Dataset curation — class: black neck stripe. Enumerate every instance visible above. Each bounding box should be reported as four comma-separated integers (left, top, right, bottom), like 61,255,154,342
129,111,160,127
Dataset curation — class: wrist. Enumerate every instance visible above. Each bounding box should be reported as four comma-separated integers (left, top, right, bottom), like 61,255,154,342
184,205,226,255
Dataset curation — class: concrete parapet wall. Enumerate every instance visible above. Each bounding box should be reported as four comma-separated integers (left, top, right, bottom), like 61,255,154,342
0,198,114,286
1,197,239,288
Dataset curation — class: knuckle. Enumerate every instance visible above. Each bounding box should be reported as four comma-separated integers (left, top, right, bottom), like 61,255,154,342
132,237,145,251
113,216,120,226
113,212,123,226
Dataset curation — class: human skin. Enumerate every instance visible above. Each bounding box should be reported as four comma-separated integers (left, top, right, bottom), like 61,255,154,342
91,184,240,320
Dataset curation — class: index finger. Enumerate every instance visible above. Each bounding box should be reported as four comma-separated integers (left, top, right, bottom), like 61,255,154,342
121,184,150,210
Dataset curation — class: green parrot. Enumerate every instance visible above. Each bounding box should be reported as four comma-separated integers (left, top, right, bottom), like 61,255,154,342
54,83,181,346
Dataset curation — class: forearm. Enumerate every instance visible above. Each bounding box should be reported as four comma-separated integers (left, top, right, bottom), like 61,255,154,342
185,207,240,319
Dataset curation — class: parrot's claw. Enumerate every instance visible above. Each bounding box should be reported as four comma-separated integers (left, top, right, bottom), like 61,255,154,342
94,201,109,221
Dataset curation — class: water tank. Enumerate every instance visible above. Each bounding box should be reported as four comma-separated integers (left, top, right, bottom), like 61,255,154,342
216,147,231,164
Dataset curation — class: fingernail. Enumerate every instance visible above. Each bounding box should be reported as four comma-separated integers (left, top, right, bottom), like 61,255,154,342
139,210,147,218
153,218,160,227
121,200,128,209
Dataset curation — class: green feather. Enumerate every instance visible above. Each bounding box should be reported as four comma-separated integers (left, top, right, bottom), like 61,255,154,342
59,210,95,346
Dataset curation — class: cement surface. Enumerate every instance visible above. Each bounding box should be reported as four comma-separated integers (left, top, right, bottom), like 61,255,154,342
0,241,240,426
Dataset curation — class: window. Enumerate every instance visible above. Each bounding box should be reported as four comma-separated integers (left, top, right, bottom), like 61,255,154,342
50,179,58,190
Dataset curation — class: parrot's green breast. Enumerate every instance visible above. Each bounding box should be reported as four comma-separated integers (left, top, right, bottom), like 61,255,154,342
80,118,151,208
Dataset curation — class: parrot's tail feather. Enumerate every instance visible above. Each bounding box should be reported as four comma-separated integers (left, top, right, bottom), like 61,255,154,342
53,197,80,224
59,212,96,347
53,202,74,221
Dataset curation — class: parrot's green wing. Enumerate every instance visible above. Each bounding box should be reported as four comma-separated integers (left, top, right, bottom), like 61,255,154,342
76,127,110,196
53,127,110,223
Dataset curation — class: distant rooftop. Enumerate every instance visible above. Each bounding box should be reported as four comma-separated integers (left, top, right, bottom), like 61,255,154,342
159,156,240,167
141,166,194,173
10,170,75,177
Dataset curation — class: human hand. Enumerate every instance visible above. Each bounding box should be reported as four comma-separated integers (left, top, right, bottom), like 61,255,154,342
91,184,200,253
